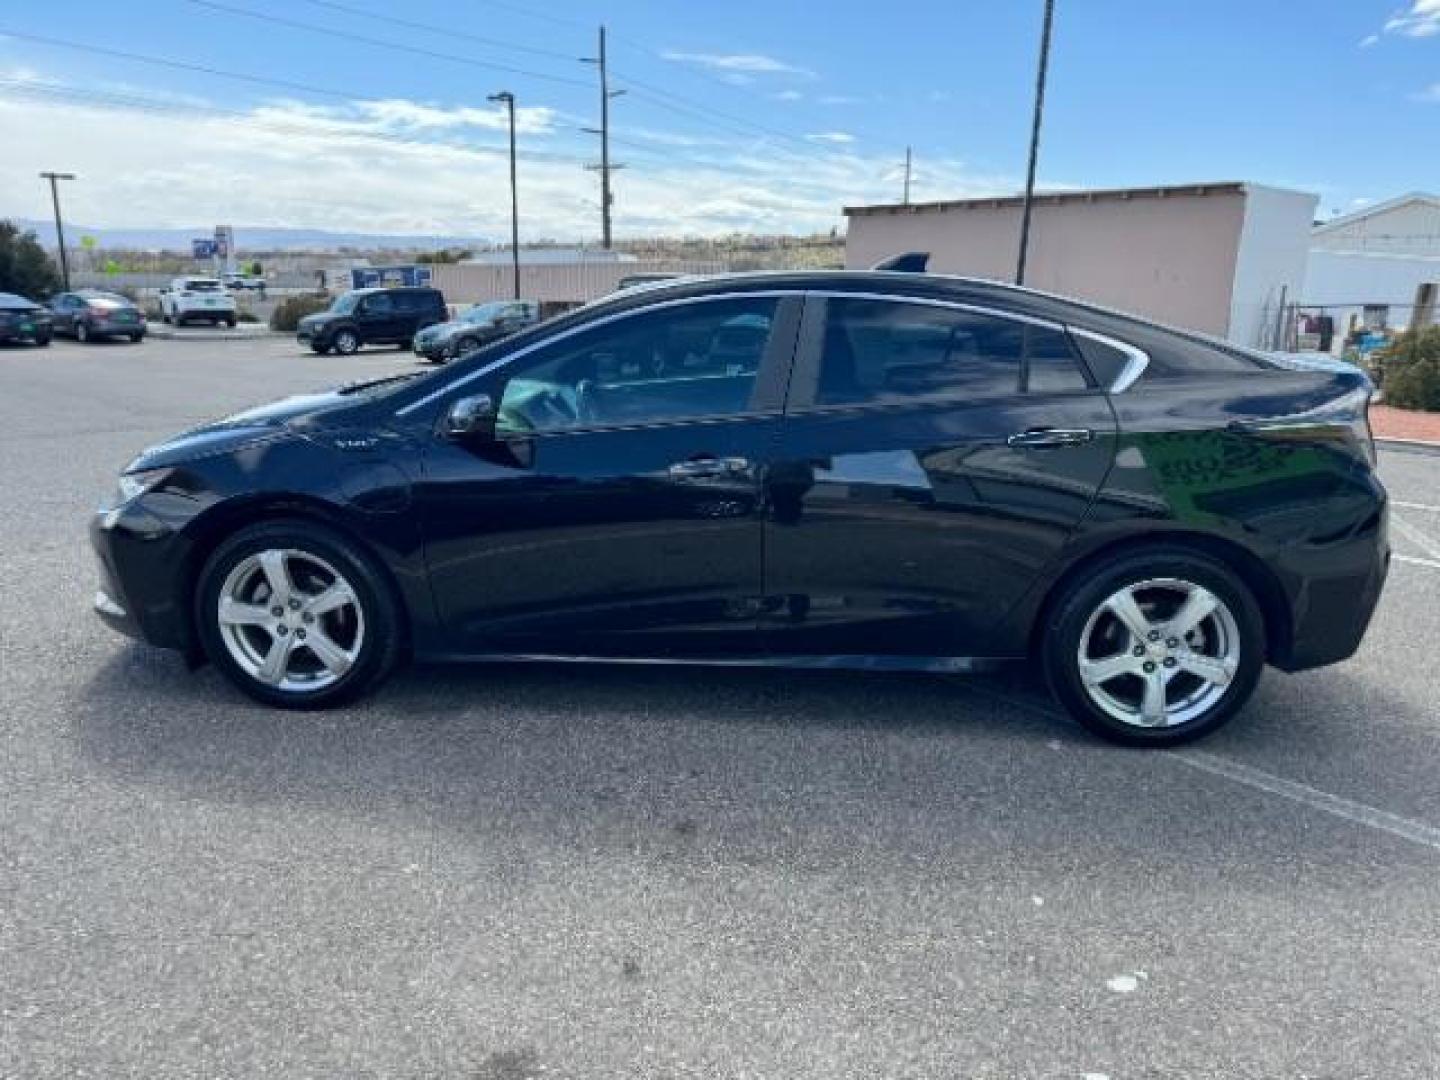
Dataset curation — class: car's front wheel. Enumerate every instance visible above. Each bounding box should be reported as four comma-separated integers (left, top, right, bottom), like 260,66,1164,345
75,321,90,343
332,329,360,355
195,522,401,709
1041,548,1264,747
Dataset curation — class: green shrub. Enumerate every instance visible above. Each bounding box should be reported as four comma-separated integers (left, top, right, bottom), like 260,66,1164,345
269,293,331,331
1378,326,1440,412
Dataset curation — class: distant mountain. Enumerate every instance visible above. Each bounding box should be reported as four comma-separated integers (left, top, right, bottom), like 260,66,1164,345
9,219,490,252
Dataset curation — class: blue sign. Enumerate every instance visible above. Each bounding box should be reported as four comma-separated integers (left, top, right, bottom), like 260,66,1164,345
350,265,434,289
192,239,217,258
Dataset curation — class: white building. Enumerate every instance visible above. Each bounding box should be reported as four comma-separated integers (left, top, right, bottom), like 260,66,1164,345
844,183,1317,347
1302,193,1440,339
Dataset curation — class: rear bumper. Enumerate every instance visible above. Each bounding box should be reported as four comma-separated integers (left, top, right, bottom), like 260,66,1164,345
1271,489,1390,672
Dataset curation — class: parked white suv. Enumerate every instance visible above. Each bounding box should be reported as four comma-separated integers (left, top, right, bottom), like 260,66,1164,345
160,277,238,327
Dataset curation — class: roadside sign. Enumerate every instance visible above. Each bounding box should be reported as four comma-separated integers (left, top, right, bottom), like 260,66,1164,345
192,239,217,258
350,265,434,289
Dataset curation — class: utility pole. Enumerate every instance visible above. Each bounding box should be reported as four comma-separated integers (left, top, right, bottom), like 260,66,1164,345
39,171,76,290
582,25,625,248
1015,0,1056,286
902,146,913,205
488,91,520,300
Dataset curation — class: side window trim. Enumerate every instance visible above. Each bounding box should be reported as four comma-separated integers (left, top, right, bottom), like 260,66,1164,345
396,290,806,419
1067,327,1151,393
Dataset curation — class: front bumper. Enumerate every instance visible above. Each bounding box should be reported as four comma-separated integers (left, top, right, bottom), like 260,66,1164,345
412,338,450,360
90,499,191,651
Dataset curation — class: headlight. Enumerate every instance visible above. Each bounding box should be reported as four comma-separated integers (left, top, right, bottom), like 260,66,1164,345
112,469,165,507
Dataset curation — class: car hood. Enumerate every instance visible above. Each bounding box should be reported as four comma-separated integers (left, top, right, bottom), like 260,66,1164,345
298,312,340,330
419,318,488,340
125,384,378,472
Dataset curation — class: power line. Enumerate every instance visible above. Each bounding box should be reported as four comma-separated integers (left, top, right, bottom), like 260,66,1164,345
181,0,593,89
292,0,580,63
0,29,370,102
409,0,906,159
0,78,615,166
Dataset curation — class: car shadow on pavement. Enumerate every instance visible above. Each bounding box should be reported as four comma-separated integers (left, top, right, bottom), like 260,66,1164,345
68,644,1438,867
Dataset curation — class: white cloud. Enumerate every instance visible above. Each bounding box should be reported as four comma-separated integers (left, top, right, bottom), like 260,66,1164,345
1380,0,1440,37
0,79,1018,238
807,131,855,144
1412,81,1440,101
772,90,804,102
817,94,863,106
1359,33,1380,47
661,50,815,78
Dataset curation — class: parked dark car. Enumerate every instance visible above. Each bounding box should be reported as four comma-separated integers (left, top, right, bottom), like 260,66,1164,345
412,300,541,363
50,290,146,343
0,292,52,346
296,287,446,355
91,272,1389,746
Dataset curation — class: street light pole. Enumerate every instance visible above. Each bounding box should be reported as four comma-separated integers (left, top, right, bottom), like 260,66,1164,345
39,171,76,291
488,91,520,300
1015,0,1056,286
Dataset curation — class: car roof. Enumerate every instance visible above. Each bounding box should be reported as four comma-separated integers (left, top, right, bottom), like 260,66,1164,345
580,270,1273,377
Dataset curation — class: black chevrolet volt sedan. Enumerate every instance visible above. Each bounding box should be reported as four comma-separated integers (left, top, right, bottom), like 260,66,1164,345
91,272,1389,746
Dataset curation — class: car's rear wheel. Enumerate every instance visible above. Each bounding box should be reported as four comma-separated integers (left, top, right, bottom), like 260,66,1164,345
35,333,51,347
75,321,90,343
195,522,401,709
129,333,143,343
332,329,359,355
454,335,479,357
1041,548,1264,747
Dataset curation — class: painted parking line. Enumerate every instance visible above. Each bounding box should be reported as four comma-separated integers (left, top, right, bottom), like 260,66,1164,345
1395,554,1440,572
960,683,1440,857
1392,501,1440,514
1392,515,1440,563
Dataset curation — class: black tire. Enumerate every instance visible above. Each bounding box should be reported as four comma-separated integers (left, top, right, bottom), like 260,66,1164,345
332,328,360,355
129,333,143,343
161,309,172,325
1040,546,1265,747
224,317,237,328
195,520,402,709
35,333,51,347
311,343,331,355
75,321,90,343
454,335,479,357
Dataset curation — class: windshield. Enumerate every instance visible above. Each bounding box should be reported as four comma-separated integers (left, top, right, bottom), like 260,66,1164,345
329,292,362,314
84,293,131,307
185,280,222,292
461,302,510,324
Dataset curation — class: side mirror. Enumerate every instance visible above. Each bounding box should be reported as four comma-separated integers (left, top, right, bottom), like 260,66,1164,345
441,394,497,441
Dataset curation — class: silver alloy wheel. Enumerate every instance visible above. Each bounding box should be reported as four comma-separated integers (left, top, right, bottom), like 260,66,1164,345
76,321,88,342
1076,577,1241,729
216,548,364,693
334,330,359,354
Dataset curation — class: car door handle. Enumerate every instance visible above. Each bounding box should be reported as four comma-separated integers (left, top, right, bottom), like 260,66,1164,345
668,456,749,479
1006,427,1094,448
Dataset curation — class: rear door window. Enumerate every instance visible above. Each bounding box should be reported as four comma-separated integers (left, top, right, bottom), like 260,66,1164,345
812,298,1085,406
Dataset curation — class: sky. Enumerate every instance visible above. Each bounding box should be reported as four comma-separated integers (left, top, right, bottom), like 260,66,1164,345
0,0,1438,242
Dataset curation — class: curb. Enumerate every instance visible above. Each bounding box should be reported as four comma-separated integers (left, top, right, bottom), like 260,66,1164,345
145,325,278,341
1376,437,1440,457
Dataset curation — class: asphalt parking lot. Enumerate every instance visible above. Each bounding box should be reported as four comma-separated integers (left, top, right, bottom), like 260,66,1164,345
3,334,1439,1079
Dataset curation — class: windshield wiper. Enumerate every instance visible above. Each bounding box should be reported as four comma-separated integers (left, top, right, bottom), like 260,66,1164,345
334,372,426,395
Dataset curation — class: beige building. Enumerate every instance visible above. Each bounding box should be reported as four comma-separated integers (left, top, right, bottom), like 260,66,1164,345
844,182,1317,347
